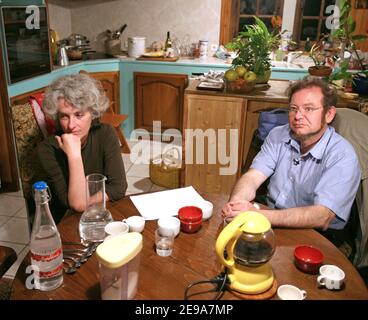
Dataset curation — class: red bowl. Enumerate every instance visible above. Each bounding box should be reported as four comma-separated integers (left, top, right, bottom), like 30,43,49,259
180,220,202,233
294,245,324,274
178,206,203,233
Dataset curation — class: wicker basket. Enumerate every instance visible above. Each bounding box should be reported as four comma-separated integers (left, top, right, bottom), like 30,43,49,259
149,147,181,189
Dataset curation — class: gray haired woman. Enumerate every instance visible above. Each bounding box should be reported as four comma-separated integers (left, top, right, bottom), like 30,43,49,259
38,73,127,223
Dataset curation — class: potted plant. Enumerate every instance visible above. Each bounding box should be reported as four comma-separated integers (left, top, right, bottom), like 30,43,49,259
329,0,367,92
225,16,282,85
307,36,333,77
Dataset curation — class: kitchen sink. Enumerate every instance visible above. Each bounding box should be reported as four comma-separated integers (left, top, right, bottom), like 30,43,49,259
271,56,314,69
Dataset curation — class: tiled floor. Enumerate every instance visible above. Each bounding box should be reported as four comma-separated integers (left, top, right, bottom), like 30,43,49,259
0,139,179,279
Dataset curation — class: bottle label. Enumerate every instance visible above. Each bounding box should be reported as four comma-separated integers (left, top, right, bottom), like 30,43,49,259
38,264,63,278
31,248,63,278
31,248,62,262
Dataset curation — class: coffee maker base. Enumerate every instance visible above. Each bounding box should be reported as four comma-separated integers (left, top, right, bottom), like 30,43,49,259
229,279,278,300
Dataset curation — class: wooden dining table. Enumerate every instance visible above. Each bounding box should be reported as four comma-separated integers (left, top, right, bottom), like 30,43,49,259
10,193,368,300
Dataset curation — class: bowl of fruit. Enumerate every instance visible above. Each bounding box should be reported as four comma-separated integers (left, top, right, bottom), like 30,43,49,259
224,66,256,93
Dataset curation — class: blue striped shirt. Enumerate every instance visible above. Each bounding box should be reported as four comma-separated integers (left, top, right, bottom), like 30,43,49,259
251,124,361,230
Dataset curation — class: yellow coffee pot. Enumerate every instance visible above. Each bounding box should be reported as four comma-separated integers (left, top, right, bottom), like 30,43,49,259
216,211,275,294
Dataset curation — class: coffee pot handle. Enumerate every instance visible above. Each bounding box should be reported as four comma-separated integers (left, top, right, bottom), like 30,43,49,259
215,215,248,268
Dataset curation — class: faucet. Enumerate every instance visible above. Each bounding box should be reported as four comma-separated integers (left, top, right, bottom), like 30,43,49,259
287,51,303,66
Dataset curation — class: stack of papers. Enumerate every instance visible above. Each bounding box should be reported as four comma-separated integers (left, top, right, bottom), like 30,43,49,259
130,186,208,220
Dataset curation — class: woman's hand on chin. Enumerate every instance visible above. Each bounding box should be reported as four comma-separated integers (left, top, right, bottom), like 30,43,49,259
56,133,82,158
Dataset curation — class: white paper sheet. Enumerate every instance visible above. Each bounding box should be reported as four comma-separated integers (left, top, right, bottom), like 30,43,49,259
130,186,209,220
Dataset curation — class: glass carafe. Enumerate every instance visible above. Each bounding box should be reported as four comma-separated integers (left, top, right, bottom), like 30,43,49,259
79,173,113,242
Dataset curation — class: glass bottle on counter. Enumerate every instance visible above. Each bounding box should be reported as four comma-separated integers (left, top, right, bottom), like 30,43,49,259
164,31,172,51
304,37,312,52
30,181,63,291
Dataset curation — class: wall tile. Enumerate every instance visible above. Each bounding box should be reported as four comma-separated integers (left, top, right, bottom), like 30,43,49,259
48,0,221,54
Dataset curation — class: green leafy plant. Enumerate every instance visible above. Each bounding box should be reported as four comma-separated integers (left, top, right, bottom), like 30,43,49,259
225,16,282,79
329,0,368,86
332,0,367,70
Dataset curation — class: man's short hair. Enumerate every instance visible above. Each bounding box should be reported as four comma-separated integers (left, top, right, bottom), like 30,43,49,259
287,76,337,111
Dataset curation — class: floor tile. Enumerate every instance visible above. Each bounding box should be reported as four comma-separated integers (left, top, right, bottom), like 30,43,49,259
0,194,26,217
150,184,168,192
122,153,133,172
2,190,24,198
126,176,152,196
127,163,150,178
0,216,11,228
14,206,29,219
0,217,30,244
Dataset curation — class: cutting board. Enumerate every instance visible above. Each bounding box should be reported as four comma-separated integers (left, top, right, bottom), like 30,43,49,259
136,56,179,62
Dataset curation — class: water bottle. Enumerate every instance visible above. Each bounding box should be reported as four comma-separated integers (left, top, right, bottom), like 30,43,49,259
30,181,63,291
79,173,113,242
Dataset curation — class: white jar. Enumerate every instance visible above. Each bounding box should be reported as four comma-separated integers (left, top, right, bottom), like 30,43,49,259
128,36,146,58
199,40,208,58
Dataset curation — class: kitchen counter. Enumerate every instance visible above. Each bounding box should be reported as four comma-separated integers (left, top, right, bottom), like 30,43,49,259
7,56,311,137
186,79,362,109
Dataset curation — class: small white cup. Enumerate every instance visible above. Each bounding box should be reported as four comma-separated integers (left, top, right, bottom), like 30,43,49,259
317,265,345,290
104,221,129,236
200,200,213,221
158,217,180,237
124,216,145,233
277,284,307,300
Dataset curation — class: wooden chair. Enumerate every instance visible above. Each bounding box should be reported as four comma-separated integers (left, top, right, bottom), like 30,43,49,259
100,105,130,154
79,70,130,153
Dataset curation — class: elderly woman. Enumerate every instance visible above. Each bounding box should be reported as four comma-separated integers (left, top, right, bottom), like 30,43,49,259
38,73,127,223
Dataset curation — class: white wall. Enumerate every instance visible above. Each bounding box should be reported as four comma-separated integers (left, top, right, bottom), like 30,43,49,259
48,0,221,54
47,0,72,40
282,0,297,34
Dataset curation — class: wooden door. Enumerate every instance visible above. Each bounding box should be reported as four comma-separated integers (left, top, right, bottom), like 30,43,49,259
134,72,188,133
183,94,246,195
86,71,120,114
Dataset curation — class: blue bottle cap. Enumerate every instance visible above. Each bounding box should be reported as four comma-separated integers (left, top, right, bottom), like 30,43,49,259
33,181,48,191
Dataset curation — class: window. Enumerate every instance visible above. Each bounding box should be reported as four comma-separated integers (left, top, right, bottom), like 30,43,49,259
239,0,284,32
219,0,284,45
293,0,337,45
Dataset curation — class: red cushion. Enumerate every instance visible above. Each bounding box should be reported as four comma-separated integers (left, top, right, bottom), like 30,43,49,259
29,93,56,136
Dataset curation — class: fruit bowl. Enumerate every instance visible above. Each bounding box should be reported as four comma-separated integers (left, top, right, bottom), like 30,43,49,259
225,78,256,93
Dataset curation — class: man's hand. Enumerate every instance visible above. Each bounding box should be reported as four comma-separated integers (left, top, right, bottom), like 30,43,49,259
56,133,82,159
221,200,259,221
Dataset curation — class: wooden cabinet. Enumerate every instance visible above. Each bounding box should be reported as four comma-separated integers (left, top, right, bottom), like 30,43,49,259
134,72,188,133
183,94,246,195
352,1,368,51
86,71,120,114
242,99,288,170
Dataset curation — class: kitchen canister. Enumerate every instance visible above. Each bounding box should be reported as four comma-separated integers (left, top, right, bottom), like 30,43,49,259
199,40,208,59
128,36,146,58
